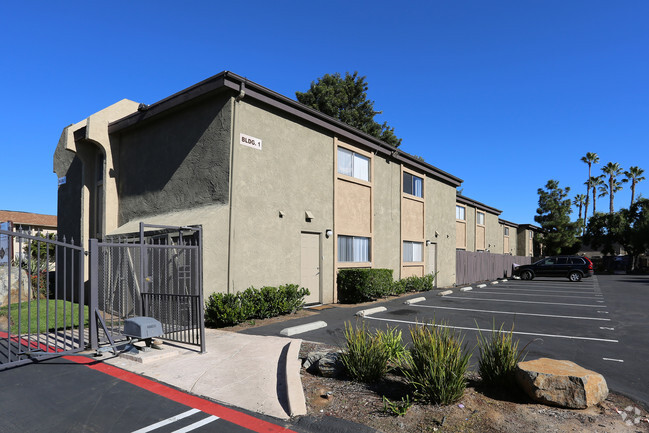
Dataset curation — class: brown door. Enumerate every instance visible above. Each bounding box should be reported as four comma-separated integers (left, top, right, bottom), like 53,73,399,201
301,232,321,304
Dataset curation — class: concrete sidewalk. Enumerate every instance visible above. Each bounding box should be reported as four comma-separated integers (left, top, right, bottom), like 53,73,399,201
100,328,307,420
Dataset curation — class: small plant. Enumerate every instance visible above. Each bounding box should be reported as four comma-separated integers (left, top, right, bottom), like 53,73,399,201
404,322,471,405
476,321,528,387
375,326,411,368
340,321,390,383
382,395,412,416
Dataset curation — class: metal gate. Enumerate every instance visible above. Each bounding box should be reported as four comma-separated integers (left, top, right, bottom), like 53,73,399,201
89,223,204,353
0,227,86,370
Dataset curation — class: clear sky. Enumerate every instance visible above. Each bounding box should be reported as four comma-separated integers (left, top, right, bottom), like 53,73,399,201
1,1,647,225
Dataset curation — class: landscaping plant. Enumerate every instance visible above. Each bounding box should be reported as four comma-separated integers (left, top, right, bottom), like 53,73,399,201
375,325,411,369
340,321,390,383
404,322,471,405
476,320,528,387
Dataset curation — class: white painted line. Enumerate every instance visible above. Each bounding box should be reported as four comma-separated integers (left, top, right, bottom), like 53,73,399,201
438,290,453,296
477,284,487,288
459,287,472,292
412,304,611,321
475,291,603,300
441,296,606,308
280,320,327,336
597,311,609,314
603,358,624,363
404,297,426,305
491,281,499,285
132,409,201,433
481,287,598,295
501,279,508,282
364,316,619,343
600,327,615,330
172,415,219,433
355,307,387,317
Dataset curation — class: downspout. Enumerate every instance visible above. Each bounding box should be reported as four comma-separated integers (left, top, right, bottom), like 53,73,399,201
226,81,246,293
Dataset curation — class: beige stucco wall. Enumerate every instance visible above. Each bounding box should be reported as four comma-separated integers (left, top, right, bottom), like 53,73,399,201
484,212,501,253
426,179,457,287
372,157,402,275
464,205,476,252
229,99,335,302
501,223,518,255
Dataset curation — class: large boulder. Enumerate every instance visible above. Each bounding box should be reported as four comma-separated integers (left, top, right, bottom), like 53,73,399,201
0,267,31,307
516,358,608,409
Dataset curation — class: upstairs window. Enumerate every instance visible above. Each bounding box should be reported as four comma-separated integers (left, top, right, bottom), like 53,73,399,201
477,211,485,225
337,147,369,181
456,205,466,220
403,172,423,197
504,226,510,236
338,235,371,262
403,241,423,262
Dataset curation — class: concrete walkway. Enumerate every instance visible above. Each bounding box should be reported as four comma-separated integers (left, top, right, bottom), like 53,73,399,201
101,328,306,420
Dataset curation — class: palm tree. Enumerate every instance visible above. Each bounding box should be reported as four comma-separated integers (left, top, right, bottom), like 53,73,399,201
573,194,586,220
601,162,624,213
624,166,645,206
581,152,599,221
590,175,605,214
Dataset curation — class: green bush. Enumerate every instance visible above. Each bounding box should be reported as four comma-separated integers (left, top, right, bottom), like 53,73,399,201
375,326,411,368
204,284,309,328
476,321,527,388
404,322,471,405
340,321,390,383
337,268,393,303
392,272,437,294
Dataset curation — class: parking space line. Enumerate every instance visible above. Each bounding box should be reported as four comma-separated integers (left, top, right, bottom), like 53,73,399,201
603,358,624,363
172,415,219,433
470,291,603,300
132,409,201,433
364,316,619,343
411,304,611,321
477,287,599,295
441,296,605,308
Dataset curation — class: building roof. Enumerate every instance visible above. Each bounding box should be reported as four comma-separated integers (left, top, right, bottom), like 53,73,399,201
0,210,57,228
456,194,502,215
498,218,519,228
107,71,463,187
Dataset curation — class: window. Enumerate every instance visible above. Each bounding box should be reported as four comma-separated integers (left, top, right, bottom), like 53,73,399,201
338,235,370,262
529,231,533,239
504,227,509,236
403,172,423,197
403,241,423,262
456,205,466,220
477,212,485,225
337,147,369,181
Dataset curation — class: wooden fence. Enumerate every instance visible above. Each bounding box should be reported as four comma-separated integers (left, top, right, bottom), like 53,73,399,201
456,250,532,286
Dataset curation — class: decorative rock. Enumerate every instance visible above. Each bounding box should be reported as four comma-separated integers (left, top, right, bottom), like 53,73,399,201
0,267,31,307
516,358,608,409
303,350,343,378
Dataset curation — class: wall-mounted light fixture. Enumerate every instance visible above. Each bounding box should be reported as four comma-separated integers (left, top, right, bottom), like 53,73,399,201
279,211,285,218
325,229,333,238
434,230,439,238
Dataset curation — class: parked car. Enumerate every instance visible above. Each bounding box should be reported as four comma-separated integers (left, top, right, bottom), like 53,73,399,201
514,256,594,282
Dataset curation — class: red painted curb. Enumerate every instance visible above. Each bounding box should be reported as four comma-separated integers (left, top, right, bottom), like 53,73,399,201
64,355,295,433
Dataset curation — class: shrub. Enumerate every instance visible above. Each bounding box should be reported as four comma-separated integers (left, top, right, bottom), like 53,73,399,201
204,284,309,327
476,321,527,387
337,268,393,303
404,322,471,405
391,272,437,295
375,326,411,368
340,321,390,382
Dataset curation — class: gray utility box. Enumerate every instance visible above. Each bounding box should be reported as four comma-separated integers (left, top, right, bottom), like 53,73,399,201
123,317,163,339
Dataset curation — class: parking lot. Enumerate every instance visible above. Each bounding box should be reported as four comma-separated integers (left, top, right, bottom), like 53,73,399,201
244,274,649,409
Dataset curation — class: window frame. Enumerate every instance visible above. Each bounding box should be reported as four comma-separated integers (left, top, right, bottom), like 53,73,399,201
403,241,424,263
337,235,371,263
477,211,485,226
337,147,370,182
456,205,466,221
403,171,424,198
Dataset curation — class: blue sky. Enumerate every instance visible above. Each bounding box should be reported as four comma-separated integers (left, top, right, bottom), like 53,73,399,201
1,1,647,225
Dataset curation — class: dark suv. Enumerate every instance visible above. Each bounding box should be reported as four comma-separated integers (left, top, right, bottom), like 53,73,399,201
514,256,594,282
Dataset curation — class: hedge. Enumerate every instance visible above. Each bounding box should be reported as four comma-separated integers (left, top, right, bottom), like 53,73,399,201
337,269,438,304
205,284,309,328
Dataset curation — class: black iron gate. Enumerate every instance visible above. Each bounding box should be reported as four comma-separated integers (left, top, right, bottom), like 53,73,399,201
89,223,205,353
0,227,86,370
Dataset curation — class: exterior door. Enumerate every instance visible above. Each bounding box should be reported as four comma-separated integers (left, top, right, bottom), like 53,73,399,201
427,242,438,287
300,232,321,304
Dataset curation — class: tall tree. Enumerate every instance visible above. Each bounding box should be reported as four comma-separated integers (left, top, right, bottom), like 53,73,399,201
601,162,625,214
620,198,649,271
296,72,401,147
534,180,581,255
581,152,599,223
573,194,586,221
590,175,605,214
624,166,645,206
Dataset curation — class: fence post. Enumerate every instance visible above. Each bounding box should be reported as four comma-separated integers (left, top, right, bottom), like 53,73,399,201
139,222,146,317
89,239,99,350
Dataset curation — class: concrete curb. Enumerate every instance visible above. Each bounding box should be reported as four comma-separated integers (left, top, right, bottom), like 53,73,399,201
285,339,307,417
477,284,487,288
438,290,453,296
459,286,472,292
404,297,426,305
355,306,387,317
491,281,499,285
502,279,508,282
280,321,327,336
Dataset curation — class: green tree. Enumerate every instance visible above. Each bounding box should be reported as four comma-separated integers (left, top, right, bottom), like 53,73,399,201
296,72,402,147
583,212,626,258
601,162,625,214
581,152,599,223
590,175,605,214
620,198,649,271
573,194,586,221
534,180,581,255
624,166,645,207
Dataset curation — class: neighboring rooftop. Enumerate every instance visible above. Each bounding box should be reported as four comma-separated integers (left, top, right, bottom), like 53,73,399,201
456,194,502,215
0,210,57,228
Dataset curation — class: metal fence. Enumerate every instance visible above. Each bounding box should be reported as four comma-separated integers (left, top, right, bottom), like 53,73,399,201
0,228,85,370
456,250,532,286
90,224,204,352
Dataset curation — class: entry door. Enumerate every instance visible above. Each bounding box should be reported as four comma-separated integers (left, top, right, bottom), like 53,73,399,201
427,243,438,287
301,233,321,304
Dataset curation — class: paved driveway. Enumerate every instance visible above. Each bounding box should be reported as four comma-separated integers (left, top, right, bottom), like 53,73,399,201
243,274,649,409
